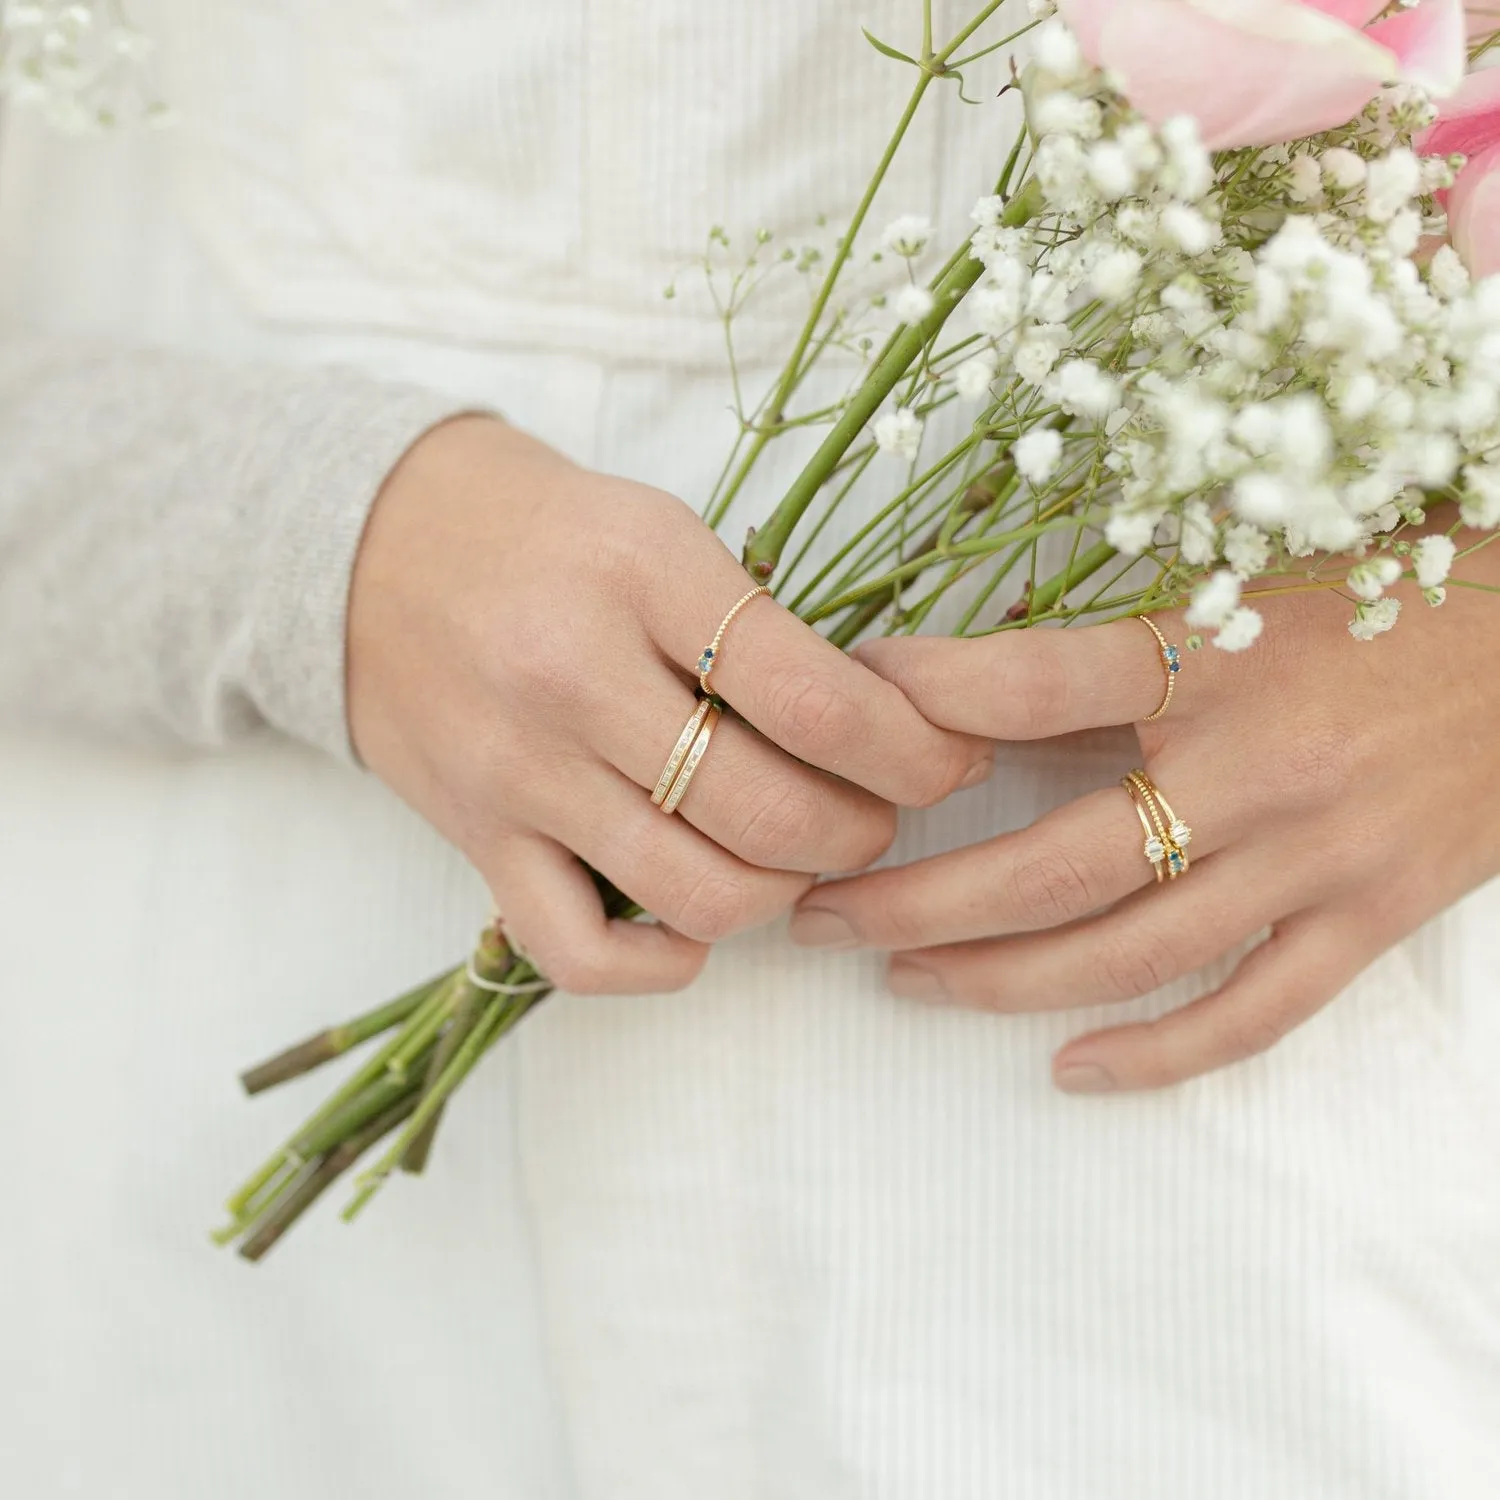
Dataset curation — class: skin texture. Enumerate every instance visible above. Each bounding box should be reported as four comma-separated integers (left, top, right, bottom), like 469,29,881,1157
346,415,991,996
789,527,1500,1094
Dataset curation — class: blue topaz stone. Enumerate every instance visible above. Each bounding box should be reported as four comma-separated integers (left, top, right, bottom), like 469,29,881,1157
697,647,716,674
1167,849,1185,873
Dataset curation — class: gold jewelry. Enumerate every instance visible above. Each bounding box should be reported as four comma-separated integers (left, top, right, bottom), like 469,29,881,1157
660,704,722,815
698,584,771,696
1136,615,1182,722
1123,777,1167,883
651,699,714,806
1122,768,1193,879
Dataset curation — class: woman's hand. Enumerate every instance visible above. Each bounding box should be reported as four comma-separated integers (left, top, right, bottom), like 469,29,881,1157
346,416,991,995
789,539,1500,1092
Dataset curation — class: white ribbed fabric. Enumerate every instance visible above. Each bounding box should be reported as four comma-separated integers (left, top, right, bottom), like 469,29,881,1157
1,3,1498,1498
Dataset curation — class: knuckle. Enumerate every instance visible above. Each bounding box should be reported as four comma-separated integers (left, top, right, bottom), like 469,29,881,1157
767,672,862,762
1094,929,1178,1002
900,744,970,809
670,865,753,942
1007,845,1098,928
729,775,822,868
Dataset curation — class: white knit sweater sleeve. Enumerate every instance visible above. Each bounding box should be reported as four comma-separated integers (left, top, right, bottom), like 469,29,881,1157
0,338,473,761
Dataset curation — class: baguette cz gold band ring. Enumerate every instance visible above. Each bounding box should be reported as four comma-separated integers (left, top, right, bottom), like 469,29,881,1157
660,704,722,816
698,584,770,697
1136,615,1182,722
1122,769,1193,880
651,699,715,807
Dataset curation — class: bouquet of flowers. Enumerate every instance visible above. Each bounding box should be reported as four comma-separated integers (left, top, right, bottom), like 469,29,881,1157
218,0,1500,1259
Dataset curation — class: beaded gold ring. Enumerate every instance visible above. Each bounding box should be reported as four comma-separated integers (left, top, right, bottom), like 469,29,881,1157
1136,615,1182,722
698,584,771,697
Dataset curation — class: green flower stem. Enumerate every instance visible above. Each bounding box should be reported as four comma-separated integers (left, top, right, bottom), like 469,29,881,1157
384,972,465,1082
237,971,448,1096
291,1065,427,1161
237,1093,421,1264
744,178,1042,581
223,972,457,1220
342,993,532,1223
399,965,496,1176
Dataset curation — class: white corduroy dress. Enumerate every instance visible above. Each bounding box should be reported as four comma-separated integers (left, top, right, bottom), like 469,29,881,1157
0,3,1498,1497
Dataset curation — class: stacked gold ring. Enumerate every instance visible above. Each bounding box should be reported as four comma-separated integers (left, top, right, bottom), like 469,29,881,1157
1122,768,1193,881
652,700,723,816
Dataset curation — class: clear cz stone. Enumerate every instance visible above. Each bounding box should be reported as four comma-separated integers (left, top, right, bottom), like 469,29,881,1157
1170,819,1192,846
1144,837,1165,863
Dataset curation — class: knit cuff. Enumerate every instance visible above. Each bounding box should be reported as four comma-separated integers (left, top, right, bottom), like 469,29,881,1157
246,380,481,762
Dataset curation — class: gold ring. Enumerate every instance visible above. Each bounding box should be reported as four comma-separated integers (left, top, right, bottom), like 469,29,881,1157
651,699,714,806
1136,616,1181,722
697,584,770,696
1122,768,1193,879
660,704,722,815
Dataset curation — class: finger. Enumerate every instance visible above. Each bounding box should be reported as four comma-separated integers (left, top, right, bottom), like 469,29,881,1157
595,668,898,874
886,848,1294,1013
539,763,814,944
645,572,992,807
850,616,1192,741
789,787,1158,950
480,831,710,995
1051,907,1381,1092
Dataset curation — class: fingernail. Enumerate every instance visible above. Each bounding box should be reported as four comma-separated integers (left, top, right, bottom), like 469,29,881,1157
788,908,859,949
959,756,993,790
1054,1062,1117,1095
889,961,949,1003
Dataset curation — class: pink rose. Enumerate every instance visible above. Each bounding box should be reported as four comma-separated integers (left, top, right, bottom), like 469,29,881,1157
1056,0,1467,149
1418,65,1500,275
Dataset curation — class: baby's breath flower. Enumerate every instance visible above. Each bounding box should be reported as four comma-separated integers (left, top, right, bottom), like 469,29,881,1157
1031,20,1084,80
881,215,933,258
1346,555,1401,600
1213,606,1264,652
1014,428,1063,485
970,195,1006,229
1411,533,1456,588
953,351,998,402
1223,522,1272,578
1177,500,1218,566
1014,326,1067,384
1429,245,1469,299
1088,245,1142,303
1185,570,1242,628
892,284,935,325
1160,204,1218,257
873,407,923,460
1049,359,1120,418
1286,155,1323,204
1363,148,1421,224
1321,147,1367,191
1349,597,1401,640
1086,141,1137,201
1104,508,1159,556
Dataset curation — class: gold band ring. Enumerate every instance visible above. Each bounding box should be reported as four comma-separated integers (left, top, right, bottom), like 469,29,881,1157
660,704,722,816
697,584,770,696
1122,768,1193,879
651,699,715,806
1136,616,1182,722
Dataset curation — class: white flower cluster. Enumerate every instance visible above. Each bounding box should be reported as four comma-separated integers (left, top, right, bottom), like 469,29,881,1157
0,2,168,133
911,21,1487,649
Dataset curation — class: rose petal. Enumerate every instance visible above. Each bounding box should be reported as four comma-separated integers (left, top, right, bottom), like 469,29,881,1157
1300,0,1388,28
1417,64,1500,158
1366,0,1467,97
1054,0,1113,61
1098,0,1398,149
1449,137,1500,275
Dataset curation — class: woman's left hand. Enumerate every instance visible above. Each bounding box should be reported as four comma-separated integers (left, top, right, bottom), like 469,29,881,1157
788,538,1500,1093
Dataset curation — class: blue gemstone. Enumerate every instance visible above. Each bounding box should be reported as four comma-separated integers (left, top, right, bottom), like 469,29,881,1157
1168,851,1184,871
1169,661,1180,673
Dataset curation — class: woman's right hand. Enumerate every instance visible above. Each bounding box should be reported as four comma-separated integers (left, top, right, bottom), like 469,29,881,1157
347,416,991,994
